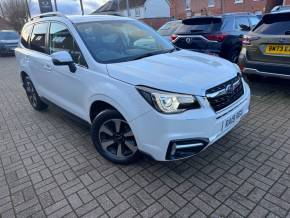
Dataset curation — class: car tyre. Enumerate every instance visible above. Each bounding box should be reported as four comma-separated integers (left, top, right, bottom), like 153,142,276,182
91,109,140,164
23,75,48,111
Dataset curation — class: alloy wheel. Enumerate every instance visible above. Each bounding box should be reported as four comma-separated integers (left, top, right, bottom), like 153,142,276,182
98,118,137,160
25,79,38,107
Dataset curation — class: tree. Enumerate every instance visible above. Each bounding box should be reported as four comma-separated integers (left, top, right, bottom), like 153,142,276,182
0,0,31,32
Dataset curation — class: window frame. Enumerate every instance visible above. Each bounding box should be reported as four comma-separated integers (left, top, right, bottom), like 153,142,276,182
48,21,88,68
234,0,244,4
208,0,215,8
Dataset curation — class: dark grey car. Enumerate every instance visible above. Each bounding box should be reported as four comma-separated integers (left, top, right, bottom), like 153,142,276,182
239,11,290,79
172,13,260,63
0,30,20,56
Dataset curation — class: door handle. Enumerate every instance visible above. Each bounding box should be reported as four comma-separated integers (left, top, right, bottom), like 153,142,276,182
44,64,52,71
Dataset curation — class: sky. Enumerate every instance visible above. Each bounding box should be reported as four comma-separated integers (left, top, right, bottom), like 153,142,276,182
29,0,109,15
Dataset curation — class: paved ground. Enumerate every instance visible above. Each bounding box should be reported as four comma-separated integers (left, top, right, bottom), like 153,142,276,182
0,57,290,218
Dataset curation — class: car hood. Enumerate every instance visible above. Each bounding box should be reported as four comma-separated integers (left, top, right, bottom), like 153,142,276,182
107,50,238,96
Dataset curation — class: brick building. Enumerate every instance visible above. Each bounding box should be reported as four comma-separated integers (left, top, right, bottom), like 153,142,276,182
170,0,284,19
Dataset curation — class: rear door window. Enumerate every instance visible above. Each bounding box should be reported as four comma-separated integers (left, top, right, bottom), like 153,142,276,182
249,16,260,28
21,25,33,48
30,22,48,54
176,18,222,34
235,17,251,30
253,13,290,35
158,21,181,35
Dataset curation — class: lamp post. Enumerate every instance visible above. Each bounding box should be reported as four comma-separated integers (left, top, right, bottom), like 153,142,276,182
25,0,31,18
54,0,58,11
126,0,130,16
80,0,84,15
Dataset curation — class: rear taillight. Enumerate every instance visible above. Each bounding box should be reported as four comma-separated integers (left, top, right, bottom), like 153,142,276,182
205,34,228,42
171,34,177,41
242,35,260,46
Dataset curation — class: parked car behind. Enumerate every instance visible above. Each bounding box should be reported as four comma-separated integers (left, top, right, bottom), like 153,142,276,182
172,13,260,63
239,11,290,79
271,5,290,13
0,30,20,56
158,20,182,40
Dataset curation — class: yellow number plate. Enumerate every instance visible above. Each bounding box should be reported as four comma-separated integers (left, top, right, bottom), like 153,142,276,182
265,44,290,55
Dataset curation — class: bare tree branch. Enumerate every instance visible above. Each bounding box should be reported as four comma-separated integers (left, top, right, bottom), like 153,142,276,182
1,0,31,32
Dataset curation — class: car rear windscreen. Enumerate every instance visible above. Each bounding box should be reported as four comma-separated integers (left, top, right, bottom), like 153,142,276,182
253,13,290,35
175,18,222,35
158,21,181,36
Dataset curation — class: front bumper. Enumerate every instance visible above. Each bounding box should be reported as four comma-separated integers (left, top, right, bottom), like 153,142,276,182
130,81,251,161
0,46,17,55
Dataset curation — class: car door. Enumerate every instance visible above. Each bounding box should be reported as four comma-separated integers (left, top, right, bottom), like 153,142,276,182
46,22,89,119
28,22,52,97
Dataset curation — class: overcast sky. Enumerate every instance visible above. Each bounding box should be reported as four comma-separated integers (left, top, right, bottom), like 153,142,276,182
29,0,109,15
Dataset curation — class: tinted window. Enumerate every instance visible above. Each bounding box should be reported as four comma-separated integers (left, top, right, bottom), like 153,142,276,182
158,21,181,36
176,18,222,34
30,23,48,53
21,25,32,48
235,17,250,30
49,22,86,67
253,13,290,35
0,31,19,40
249,16,260,28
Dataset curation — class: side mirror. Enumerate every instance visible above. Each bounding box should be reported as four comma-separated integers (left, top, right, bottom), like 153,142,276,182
51,51,77,73
240,24,251,32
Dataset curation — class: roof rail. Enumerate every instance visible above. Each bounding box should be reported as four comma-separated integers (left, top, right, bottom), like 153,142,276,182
30,12,67,21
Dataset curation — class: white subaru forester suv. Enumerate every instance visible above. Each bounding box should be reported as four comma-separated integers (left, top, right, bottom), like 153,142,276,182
16,13,250,164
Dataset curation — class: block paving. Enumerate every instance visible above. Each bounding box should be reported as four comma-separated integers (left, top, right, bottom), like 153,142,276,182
0,57,290,217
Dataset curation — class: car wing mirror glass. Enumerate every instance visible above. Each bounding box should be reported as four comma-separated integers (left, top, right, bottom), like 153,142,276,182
51,51,76,73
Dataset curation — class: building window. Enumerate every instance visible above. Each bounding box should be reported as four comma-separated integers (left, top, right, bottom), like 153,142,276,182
208,0,215,7
185,0,191,10
234,0,244,3
135,7,140,17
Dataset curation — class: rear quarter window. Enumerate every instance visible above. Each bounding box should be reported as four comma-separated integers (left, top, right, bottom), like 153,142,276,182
30,22,49,54
253,13,290,35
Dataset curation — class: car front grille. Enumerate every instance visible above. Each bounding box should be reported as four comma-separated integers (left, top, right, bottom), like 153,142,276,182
206,75,244,112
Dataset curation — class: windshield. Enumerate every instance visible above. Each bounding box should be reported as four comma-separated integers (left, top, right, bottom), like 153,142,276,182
158,21,181,36
76,20,174,63
0,31,19,40
176,18,222,35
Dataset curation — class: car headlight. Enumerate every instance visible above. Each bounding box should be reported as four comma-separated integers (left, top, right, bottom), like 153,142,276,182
136,86,200,114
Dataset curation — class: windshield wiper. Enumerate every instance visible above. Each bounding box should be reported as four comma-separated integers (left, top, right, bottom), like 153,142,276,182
131,49,176,61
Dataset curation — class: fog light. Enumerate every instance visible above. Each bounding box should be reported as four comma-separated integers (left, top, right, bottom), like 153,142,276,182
171,143,176,156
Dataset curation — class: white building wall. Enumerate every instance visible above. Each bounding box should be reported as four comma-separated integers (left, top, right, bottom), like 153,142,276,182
144,0,170,18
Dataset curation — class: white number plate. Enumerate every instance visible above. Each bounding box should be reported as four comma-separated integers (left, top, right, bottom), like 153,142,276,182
223,109,244,131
